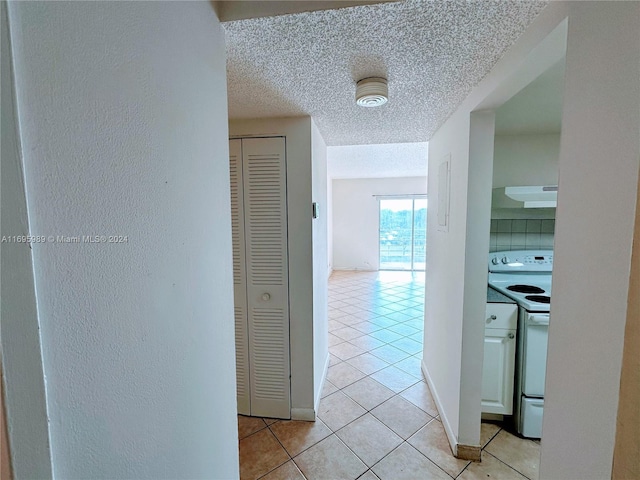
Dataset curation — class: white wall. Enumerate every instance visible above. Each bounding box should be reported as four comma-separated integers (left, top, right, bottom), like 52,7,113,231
493,134,560,188
491,134,560,219
311,120,330,414
423,3,569,454
229,117,321,420
332,177,427,271
327,173,334,273
5,2,239,478
1,3,52,477
540,3,640,479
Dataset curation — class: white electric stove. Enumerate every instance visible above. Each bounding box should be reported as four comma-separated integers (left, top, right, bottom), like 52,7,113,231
488,250,553,438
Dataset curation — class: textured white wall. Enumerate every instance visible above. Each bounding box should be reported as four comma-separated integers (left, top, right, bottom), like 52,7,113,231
327,173,334,273
6,2,239,478
423,3,569,454
229,117,317,419
332,177,427,271
493,134,560,188
424,109,471,448
540,3,640,479
1,3,52,477
311,120,330,413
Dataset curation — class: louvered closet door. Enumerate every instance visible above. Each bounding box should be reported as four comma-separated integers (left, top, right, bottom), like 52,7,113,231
242,137,291,419
229,139,250,415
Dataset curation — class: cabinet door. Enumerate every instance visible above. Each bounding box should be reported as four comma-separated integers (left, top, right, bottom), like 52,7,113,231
482,328,516,415
242,137,291,419
229,139,250,415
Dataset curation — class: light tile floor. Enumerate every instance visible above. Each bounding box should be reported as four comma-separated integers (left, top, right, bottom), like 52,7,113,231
239,270,540,480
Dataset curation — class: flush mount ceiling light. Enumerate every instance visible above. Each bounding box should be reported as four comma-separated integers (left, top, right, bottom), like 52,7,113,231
356,77,388,107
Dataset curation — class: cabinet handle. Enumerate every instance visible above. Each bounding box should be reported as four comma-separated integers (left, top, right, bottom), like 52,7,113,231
261,293,271,301
490,315,497,320
508,332,515,339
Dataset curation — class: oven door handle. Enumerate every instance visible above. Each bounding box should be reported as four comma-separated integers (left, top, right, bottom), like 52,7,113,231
528,313,550,325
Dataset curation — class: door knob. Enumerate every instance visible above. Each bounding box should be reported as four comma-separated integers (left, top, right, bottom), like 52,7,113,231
261,293,271,301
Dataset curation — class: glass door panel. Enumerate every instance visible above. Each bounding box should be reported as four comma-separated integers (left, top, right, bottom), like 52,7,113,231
413,198,427,270
379,199,413,270
379,197,426,271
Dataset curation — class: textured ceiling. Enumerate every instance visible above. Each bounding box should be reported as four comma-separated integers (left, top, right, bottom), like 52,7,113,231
224,0,548,146
328,142,428,179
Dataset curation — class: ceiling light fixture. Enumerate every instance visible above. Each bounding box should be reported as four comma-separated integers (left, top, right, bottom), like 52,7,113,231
356,77,388,107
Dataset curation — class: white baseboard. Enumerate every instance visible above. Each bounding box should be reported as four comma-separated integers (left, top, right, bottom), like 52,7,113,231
422,358,459,457
313,351,330,415
332,267,377,272
291,408,316,421
291,351,329,422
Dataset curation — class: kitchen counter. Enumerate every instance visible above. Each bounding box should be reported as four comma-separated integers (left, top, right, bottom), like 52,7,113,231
487,286,516,304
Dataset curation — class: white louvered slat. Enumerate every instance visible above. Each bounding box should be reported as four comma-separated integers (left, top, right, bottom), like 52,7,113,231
229,139,250,415
242,137,291,419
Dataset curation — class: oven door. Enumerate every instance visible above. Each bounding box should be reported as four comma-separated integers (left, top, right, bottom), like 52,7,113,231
522,313,549,397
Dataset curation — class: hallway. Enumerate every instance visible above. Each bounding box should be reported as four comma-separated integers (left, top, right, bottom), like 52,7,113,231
238,271,540,479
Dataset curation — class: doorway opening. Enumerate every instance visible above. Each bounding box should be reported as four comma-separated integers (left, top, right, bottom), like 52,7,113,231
379,196,427,271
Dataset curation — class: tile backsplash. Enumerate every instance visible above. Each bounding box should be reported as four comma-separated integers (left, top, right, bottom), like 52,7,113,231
489,219,555,252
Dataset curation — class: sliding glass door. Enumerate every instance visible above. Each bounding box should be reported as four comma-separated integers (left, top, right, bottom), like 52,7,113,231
379,197,427,271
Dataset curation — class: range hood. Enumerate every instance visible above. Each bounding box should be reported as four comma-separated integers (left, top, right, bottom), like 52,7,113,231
504,186,558,208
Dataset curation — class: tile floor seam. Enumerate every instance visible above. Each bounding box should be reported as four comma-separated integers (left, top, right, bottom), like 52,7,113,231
477,450,533,480
240,271,538,480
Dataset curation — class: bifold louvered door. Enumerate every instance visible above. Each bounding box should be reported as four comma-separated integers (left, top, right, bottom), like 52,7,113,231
229,137,291,419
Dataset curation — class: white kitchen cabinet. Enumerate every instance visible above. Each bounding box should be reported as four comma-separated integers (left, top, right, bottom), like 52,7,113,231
230,137,291,419
482,303,517,415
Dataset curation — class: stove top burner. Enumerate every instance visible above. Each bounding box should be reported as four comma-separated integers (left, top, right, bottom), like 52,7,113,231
525,295,551,304
507,284,545,294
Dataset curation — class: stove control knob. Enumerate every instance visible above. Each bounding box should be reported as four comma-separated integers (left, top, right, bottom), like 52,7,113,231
491,257,499,265
501,256,510,264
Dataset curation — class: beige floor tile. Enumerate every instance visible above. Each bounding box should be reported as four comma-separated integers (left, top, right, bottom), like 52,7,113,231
485,430,540,480
392,355,423,379
321,379,339,398
357,470,380,480
328,319,347,332
342,376,395,411
328,332,345,347
346,352,390,375
329,353,342,366
352,321,384,334
371,443,450,480
409,331,424,343
326,361,366,389
294,434,367,480
458,452,528,480
370,395,431,439
387,323,419,336
369,316,397,328
370,366,419,393
270,418,332,457
389,337,423,355
369,329,404,343
238,415,267,440
260,460,305,480
399,381,438,417
480,422,501,448
239,429,289,480
408,419,470,477
330,341,367,361
336,414,403,467
333,326,366,341
349,334,386,351
317,390,367,431
369,344,411,364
